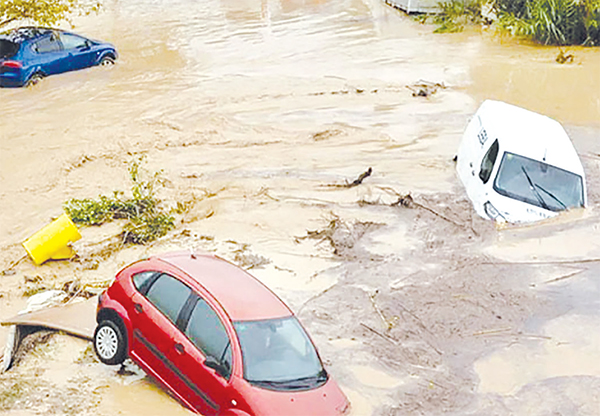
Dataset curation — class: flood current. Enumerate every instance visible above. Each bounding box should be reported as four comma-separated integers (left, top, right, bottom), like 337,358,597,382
1,0,599,242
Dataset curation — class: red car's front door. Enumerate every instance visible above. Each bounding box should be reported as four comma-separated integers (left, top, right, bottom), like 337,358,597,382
127,273,202,411
170,295,236,415
127,271,233,414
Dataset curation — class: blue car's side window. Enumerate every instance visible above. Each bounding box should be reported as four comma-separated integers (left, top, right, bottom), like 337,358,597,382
60,34,88,50
32,36,61,54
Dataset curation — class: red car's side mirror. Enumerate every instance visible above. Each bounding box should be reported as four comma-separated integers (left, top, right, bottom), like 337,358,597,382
204,356,230,379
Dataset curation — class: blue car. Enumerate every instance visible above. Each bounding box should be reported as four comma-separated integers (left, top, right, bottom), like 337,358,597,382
0,27,117,87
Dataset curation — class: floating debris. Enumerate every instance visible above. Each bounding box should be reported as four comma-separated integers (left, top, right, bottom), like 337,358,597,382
556,49,574,64
406,80,446,97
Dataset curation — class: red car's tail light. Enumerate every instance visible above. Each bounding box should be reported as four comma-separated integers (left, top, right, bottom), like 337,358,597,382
1,60,22,69
97,291,106,314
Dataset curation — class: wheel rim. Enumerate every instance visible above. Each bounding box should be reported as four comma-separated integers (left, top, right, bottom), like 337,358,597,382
101,59,113,66
96,326,118,359
28,75,41,86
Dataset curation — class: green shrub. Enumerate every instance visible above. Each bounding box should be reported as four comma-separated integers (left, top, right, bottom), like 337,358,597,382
433,0,486,33
64,157,175,244
122,212,175,244
415,0,486,32
496,0,600,45
423,0,600,45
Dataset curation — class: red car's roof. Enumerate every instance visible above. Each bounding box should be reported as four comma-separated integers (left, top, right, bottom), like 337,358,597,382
153,252,292,321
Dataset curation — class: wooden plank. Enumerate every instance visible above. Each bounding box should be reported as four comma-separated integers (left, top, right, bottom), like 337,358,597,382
0,296,98,340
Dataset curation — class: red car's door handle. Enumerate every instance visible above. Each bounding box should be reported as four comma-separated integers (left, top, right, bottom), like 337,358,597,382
174,343,185,355
134,303,143,313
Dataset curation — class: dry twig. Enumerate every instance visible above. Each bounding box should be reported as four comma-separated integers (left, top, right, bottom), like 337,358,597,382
297,283,338,315
472,327,512,336
360,323,399,345
3,255,27,274
483,259,600,265
541,270,584,285
326,168,373,189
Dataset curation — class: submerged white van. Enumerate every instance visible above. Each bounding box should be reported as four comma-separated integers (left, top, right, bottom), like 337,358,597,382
457,100,587,224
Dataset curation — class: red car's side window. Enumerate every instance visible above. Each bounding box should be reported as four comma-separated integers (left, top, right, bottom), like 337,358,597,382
130,271,233,379
132,271,193,327
183,298,233,380
145,274,192,325
132,271,159,294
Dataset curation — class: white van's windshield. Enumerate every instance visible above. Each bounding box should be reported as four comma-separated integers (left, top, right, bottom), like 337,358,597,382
493,152,584,212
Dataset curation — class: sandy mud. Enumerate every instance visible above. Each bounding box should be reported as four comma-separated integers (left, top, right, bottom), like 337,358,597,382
1,0,600,414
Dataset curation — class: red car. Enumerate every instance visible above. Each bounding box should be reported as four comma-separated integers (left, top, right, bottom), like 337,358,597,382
93,252,350,416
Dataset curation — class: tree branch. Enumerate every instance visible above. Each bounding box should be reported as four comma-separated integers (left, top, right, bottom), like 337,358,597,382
0,17,18,29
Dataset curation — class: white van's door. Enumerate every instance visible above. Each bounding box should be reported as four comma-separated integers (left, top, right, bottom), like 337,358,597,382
457,113,500,219
476,139,502,220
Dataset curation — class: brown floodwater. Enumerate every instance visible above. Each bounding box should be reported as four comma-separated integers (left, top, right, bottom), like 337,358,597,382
2,0,599,245
1,0,600,414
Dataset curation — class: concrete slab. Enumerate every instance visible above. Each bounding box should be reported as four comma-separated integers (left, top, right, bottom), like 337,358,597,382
0,296,98,340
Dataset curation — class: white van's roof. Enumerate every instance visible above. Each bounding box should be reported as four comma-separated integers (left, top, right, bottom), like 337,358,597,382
477,100,584,176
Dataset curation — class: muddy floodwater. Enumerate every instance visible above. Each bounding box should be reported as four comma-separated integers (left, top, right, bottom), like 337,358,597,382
1,0,600,415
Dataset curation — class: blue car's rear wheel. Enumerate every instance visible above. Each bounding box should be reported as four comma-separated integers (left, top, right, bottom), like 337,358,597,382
25,73,43,87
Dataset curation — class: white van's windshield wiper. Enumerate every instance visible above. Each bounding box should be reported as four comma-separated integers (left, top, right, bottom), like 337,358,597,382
535,184,567,210
521,166,550,210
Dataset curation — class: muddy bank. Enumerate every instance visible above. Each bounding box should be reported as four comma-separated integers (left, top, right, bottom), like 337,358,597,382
2,0,600,415
301,198,600,415
0,333,193,415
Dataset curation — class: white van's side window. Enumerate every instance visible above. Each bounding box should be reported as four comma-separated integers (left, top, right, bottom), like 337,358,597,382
479,139,499,184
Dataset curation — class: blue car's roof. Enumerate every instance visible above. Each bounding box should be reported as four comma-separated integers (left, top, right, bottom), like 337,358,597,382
0,27,55,43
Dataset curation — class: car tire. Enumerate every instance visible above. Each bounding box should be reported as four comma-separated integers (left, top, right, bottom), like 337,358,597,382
94,320,127,365
99,56,115,66
25,73,43,87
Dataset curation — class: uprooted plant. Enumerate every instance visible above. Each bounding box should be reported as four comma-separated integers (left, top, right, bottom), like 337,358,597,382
297,214,382,258
64,157,175,244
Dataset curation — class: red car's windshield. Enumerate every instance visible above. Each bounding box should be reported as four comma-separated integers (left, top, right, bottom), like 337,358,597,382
234,316,327,391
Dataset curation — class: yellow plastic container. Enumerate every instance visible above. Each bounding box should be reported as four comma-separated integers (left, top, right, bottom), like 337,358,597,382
22,213,82,265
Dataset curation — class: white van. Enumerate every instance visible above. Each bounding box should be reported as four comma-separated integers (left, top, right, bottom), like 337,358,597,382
457,100,587,224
